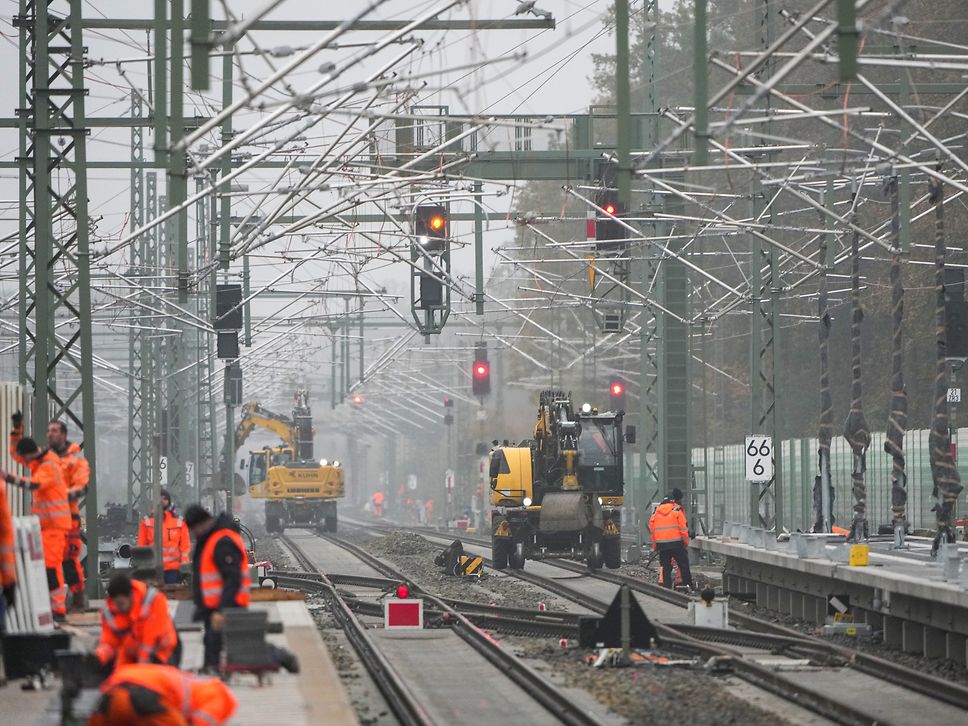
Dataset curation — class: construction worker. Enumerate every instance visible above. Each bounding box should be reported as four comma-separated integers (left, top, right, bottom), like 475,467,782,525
648,487,694,590
372,491,384,518
137,489,191,584
46,419,91,611
0,479,16,633
95,573,180,672
89,663,237,726
184,505,251,670
2,413,71,621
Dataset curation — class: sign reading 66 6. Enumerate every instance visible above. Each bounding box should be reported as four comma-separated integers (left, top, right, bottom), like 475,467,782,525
745,436,773,483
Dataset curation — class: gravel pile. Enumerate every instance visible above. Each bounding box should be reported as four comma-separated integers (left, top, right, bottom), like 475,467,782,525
510,639,777,725
358,531,574,611
253,533,294,570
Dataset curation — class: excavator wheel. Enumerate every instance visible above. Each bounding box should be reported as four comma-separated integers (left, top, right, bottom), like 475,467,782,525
587,541,603,571
602,538,621,569
491,539,511,570
323,513,338,533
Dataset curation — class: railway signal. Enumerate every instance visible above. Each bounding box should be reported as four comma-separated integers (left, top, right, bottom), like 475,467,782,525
444,397,454,425
609,379,626,410
472,343,491,396
594,189,625,249
415,204,449,253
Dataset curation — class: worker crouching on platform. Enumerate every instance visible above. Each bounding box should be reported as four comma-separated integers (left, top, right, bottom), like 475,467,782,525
89,663,237,726
648,488,695,591
96,573,180,672
184,505,252,671
2,413,72,621
138,489,191,584
46,419,91,611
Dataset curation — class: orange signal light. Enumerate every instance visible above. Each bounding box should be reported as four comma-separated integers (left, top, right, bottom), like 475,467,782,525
430,215,445,231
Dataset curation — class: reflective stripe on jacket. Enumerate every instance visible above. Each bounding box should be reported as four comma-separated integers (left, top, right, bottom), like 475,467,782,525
199,528,251,610
138,511,192,570
96,579,178,668
649,501,689,546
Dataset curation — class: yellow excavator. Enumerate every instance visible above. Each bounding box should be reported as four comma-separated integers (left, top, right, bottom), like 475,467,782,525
489,390,633,570
239,390,344,533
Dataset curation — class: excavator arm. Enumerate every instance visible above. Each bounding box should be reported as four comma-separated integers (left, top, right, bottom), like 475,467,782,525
234,402,297,450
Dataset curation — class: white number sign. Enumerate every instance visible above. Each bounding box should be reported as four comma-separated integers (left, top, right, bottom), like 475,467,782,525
745,436,773,483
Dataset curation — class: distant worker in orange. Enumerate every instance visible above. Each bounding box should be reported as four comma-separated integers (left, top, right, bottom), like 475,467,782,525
648,488,694,590
89,663,237,726
424,499,434,525
372,491,384,518
138,489,191,584
95,573,180,672
0,477,16,631
46,419,91,611
3,411,71,621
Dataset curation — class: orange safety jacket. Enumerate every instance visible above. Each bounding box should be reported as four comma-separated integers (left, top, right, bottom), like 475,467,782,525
55,441,90,527
96,579,178,669
92,663,238,726
649,501,689,548
199,528,251,610
8,430,71,533
0,484,15,587
138,510,191,571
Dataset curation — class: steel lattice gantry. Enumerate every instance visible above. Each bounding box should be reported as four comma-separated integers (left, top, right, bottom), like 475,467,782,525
16,0,98,593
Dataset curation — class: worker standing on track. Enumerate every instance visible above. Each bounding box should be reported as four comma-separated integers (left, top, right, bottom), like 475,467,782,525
0,478,16,633
45,419,91,611
138,489,191,585
648,487,695,591
183,505,251,671
2,413,71,621
89,663,237,726
95,573,180,672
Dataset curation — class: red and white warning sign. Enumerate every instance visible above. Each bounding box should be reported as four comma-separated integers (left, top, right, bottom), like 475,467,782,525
384,584,423,629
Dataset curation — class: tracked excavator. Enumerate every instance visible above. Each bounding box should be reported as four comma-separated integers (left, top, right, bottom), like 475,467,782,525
489,390,633,570
239,390,344,532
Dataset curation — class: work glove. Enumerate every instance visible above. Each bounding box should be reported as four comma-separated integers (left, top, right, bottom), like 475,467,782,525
11,411,22,429
3,583,15,608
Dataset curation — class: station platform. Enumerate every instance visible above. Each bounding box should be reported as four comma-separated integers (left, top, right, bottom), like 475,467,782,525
693,532,968,666
1,598,357,726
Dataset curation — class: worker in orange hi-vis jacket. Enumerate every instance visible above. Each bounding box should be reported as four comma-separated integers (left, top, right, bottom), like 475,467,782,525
3,411,71,622
43,419,91,611
0,478,16,632
137,489,191,585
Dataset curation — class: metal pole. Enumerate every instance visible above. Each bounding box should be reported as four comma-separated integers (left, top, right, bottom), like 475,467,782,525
152,433,163,579
219,51,232,268
153,0,168,166
693,0,709,165
473,181,485,315
243,254,252,346
225,404,234,517
70,0,99,597
190,0,210,90
615,0,631,204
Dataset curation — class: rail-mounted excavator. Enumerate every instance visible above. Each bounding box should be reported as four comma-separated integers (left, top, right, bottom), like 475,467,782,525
488,390,633,570
239,390,344,532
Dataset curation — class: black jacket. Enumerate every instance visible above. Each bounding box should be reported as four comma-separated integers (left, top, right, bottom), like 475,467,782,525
191,513,245,613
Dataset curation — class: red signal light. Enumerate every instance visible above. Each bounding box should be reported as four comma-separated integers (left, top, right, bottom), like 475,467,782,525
603,203,616,215
610,382,625,398
352,394,364,404
395,583,410,599
474,362,490,378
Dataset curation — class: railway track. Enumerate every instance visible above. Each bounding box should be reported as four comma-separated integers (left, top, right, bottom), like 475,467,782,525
275,531,607,726
340,518,968,725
